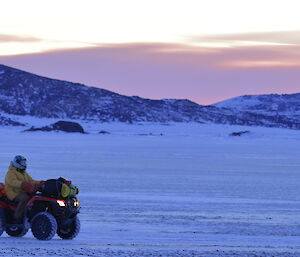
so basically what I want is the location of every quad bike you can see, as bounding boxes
[0,178,80,240]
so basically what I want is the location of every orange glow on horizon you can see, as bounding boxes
[220,60,300,69]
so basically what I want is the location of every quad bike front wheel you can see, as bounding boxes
[31,212,57,240]
[57,216,80,239]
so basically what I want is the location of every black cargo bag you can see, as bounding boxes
[42,179,63,198]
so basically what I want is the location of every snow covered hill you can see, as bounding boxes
[214,93,300,120]
[0,64,300,129]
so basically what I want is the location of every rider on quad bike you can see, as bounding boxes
[0,155,80,240]
[4,155,43,223]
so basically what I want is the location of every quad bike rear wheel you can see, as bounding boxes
[57,216,80,239]
[6,226,28,237]
[31,212,57,240]
[0,207,4,236]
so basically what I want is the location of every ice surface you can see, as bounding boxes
[0,123,300,256]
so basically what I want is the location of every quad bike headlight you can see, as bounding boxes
[57,200,66,207]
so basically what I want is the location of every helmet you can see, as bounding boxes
[11,155,27,171]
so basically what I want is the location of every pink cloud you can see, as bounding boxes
[220,60,300,68]
[0,34,42,43]
[190,30,300,45]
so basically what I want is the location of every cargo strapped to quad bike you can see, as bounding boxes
[41,177,79,199]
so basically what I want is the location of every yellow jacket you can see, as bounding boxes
[5,166,39,200]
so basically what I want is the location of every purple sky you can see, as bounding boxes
[1,39,300,105]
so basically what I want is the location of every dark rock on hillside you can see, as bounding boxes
[24,121,85,133]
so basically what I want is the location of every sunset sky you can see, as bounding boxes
[0,0,299,104]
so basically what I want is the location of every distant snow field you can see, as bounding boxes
[0,122,300,257]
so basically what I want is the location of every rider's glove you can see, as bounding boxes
[21,181,35,193]
[34,182,44,191]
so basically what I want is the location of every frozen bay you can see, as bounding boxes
[0,122,300,256]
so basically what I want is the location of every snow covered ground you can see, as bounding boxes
[0,122,300,256]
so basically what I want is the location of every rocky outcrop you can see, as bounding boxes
[24,121,85,133]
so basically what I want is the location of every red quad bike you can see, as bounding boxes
[0,177,80,240]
